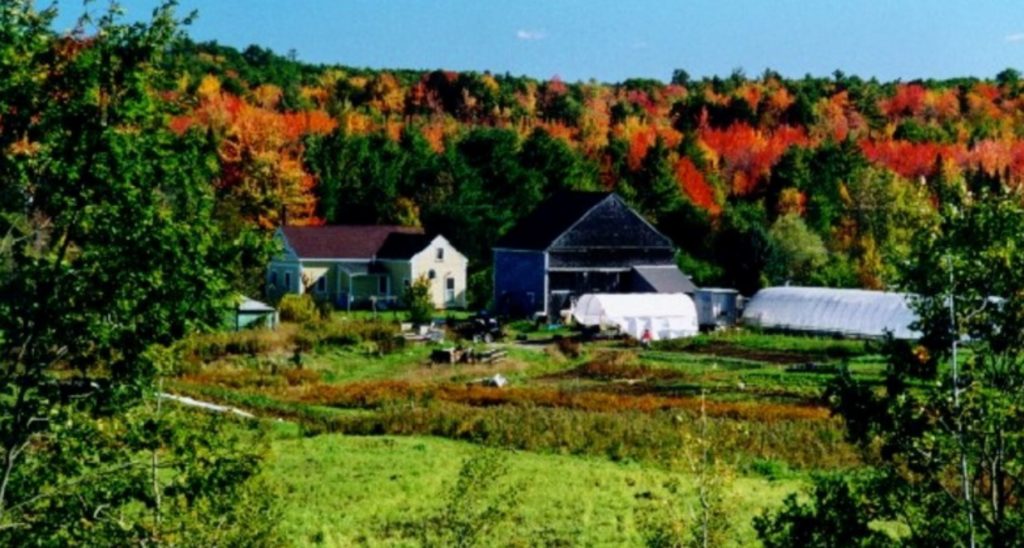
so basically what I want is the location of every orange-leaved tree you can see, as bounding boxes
[171,76,336,228]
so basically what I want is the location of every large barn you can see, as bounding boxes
[493,191,695,317]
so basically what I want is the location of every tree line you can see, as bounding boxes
[166,40,1024,301]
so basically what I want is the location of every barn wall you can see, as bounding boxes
[548,248,676,269]
[493,249,546,317]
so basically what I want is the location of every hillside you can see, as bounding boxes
[165,42,1024,300]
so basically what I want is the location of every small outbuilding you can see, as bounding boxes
[694,288,742,329]
[741,286,919,339]
[572,293,699,340]
[232,296,279,331]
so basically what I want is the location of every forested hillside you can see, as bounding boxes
[166,41,1024,301]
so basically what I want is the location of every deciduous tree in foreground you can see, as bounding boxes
[0,2,277,543]
[757,179,1024,546]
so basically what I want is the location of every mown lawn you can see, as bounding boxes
[266,433,800,547]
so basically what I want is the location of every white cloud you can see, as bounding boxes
[1005,32,1024,42]
[516,29,546,41]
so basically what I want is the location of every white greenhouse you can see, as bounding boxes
[741,286,920,339]
[572,293,699,340]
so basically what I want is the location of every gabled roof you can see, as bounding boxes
[631,265,698,294]
[237,296,275,313]
[495,191,612,250]
[280,225,422,259]
[377,233,437,260]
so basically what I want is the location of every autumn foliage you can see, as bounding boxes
[171,76,336,228]
[158,42,1024,293]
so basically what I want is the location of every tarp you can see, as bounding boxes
[573,293,699,340]
[741,286,920,339]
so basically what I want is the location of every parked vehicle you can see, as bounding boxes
[450,311,505,343]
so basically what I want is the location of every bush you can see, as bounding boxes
[295,318,405,354]
[278,294,318,324]
[753,474,888,547]
[748,458,795,481]
[314,296,335,320]
[554,337,582,358]
[404,275,434,325]
[179,330,275,364]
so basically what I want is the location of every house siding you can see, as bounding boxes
[268,228,469,311]
[266,260,303,300]
[379,260,413,306]
[410,236,467,309]
[494,249,546,316]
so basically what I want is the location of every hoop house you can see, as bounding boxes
[572,293,699,340]
[742,286,919,339]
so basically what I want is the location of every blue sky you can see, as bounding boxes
[50,1,1024,83]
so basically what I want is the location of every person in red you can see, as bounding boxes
[641,327,653,349]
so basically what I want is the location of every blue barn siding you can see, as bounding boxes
[494,250,546,316]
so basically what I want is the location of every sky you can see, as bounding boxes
[49,0,1024,83]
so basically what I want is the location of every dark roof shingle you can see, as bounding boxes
[377,233,436,259]
[495,191,611,250]
[281,225,422,259]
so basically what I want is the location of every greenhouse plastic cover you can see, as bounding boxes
[741,286,920,339]
[573,293,699,340]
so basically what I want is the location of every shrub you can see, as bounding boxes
[748,458,795,481]
[554,337,582,358]
[753,474,888,547]
[420,450,521,547]
[282,367,321,386]
[179,330,275,364]
[297,318,405,354]
[326,402,858,469]
[404,275,434,325]
[571,351,671,381]
[294,324,324,352]
[278,294,318,324]
[313,296,335,320]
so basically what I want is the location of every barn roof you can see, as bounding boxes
[631,265,698,294]
[280,225,422,259]
[376,233,436,260]
[495,191,612,250]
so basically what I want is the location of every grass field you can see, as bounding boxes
[170,322,891,545]
[266,433,800,547]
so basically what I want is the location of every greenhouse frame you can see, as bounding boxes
[572,293,699,340]
[741,286,920,339]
